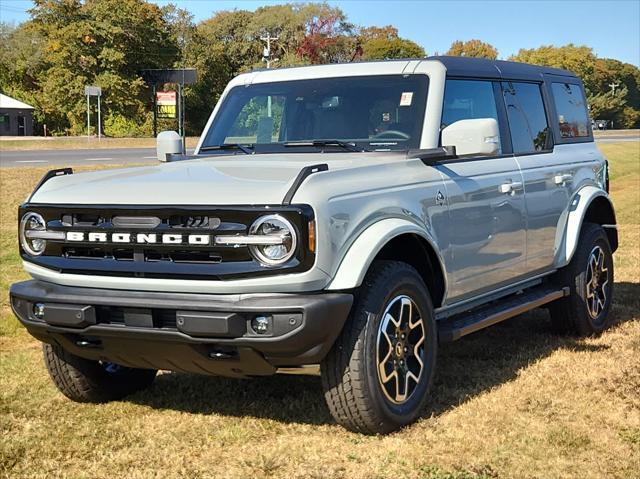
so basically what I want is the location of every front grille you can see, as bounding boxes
[63,247,224,264]
[20,204,315,279]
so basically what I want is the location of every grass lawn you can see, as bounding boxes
[1,143,639,479]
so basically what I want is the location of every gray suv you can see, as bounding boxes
[10,57,617,434]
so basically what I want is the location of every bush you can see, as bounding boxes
[619,107,640,129]
[103,113,153,138]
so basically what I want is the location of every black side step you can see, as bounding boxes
[438,286,569,342]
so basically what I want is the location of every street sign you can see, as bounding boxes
[140,69,197,85]
[84,85,102,96]
[140,68,197,141]
[156,91,177,119]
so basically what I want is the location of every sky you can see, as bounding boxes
[1,0,639,66]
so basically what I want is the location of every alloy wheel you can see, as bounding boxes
[376,295,426,405]
[585,245,609,319]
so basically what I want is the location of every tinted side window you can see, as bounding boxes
[551,82,590,138]
[441,80,498,128]
[502,82,550,154]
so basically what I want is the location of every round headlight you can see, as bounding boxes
[249,214,297,266]
[20,212,47,256]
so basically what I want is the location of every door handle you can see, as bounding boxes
[554,173,573,185]
[499,181,522,194]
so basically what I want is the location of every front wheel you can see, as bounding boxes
[549,223,614,336]
[321,261,437,434]
[43,343,157,403]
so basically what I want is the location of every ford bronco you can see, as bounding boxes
[10,57,617,434]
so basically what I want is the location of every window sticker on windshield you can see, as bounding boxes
[400,92,414,106]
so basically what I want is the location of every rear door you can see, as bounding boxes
[503,80,571,273]
[437,79,527,302]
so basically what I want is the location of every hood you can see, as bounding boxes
[29,152,403,206]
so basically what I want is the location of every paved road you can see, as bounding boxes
[593,134,640,143]
[0,147,194,168]
[0,136,637,167]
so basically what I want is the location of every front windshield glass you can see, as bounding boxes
[201,74,428,153]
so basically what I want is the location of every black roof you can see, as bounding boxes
[429,56,578,81]
[249,56,580,83]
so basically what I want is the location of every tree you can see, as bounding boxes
[358,25,425,60]
[295,4,354,64]
[0,21,46,119]
[3,0,180,135]
[510,44,640,128]
[510,44,598,93]
[446,39,498,59]
[183,4,356,132]
[589,87,629,126]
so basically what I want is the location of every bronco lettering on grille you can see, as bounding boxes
[65,232,212,245]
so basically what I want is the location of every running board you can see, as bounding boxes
[438,286,569,342]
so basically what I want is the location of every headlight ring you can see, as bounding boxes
[20,212,47,256]
[248,214,297,266]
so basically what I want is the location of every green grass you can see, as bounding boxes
[0,142,638,478]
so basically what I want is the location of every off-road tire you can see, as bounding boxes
[321,260,437,434]
[549,223,614,336]
[43,343,157,402]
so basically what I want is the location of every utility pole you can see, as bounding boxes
[609,82,620,95]
[260,32,278,69]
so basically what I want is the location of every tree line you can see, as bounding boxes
[1,0,638,137]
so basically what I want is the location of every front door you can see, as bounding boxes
[17,116,25,136]
[437,79,527,302]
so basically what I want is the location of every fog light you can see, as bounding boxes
[33,303,45,319]
[251,315,271,334]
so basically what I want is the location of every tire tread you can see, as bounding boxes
[321,260,433,434]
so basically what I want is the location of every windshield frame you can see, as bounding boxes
[198,74,430,155]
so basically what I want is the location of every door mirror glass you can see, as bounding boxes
[156,130,183,162]
[441,118,500,157]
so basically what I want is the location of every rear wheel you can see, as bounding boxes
[321,261,437,434]
[549,223,614,336]
[43,343,157,403]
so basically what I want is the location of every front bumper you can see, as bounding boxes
[10,280,352,378]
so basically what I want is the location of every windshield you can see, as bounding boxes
[200,74,428,153]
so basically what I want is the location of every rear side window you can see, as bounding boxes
[441,80,498,128]
[502,82,550,154]
[551,82,590,138]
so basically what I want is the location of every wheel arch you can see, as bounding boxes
[326,218,447,308]
[556,186,618,267]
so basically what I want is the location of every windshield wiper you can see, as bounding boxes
[283,140,367,152]
[199,143,254,154]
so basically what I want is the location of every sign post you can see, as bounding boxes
[84,85,102,140]
[86,94,90,139]
[97,93,101,140]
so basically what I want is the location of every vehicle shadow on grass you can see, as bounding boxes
[129,281,640,427]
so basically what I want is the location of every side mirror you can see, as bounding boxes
[441,118,500,157]
[156,131,183,162]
